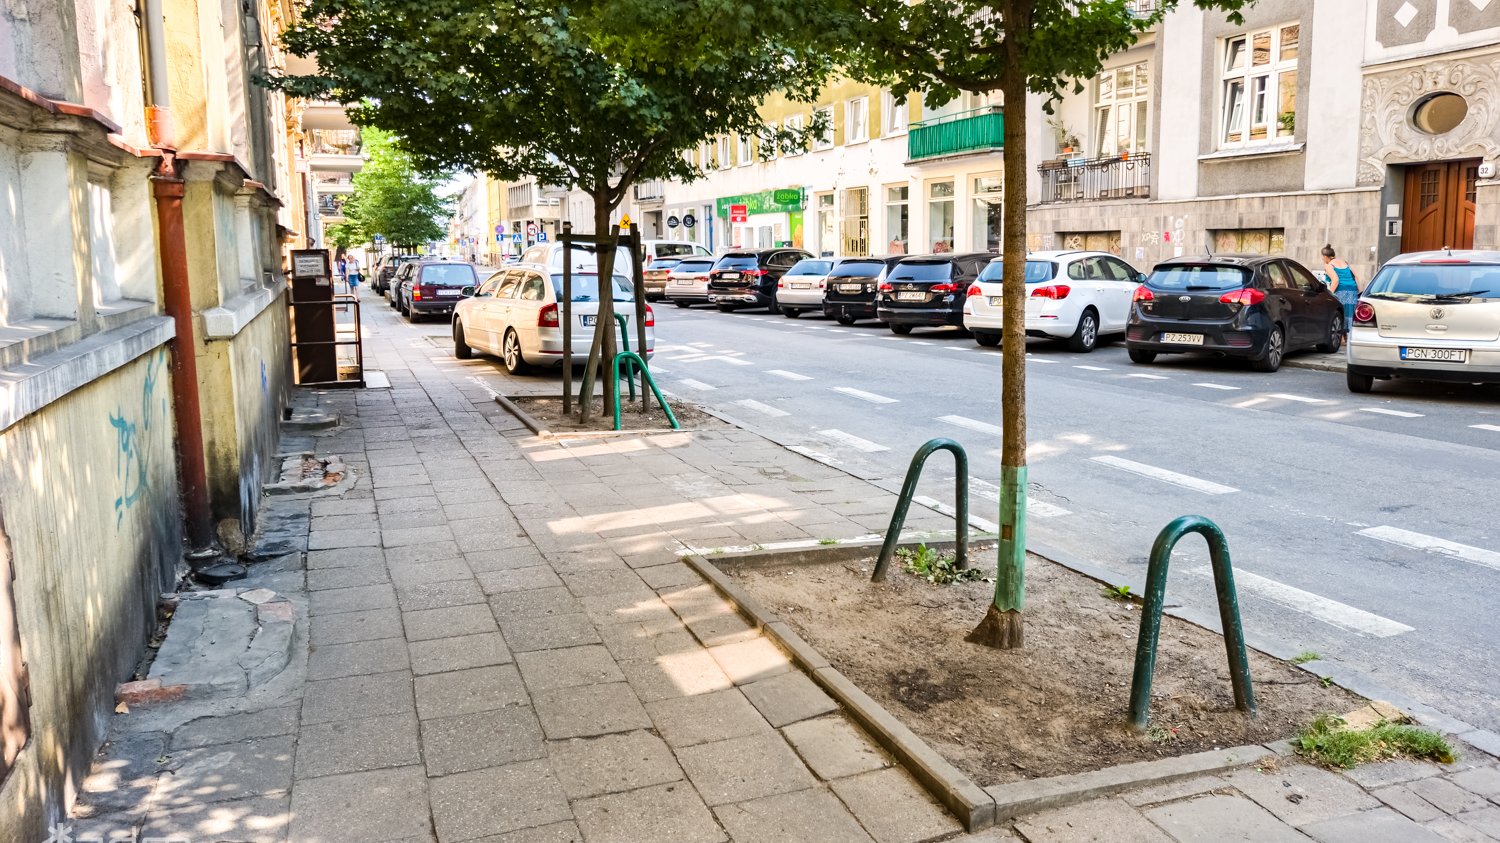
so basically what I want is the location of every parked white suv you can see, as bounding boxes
[776,257,838,318]
[963,250,1144,351]
[1346,250,1500,393]
[640,239,711,268]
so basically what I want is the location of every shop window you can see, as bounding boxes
[841,187,869,255]
[884,185,910,255]
[971,173,1002,253]
[927,181,955,252]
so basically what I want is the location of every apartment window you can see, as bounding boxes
[1210,227,1286,255]
[884,185,910,255]
[928,180,955,252]
[784,113,806,155]
[841,188,870,255]
[813,107,835,151]
[1220,23,1299,146]
[87,180,122,305]
[759,122,777,161]
[846,97,870,144]
[737,134,752,166]
[1096,62,1150,156]
[971,174,1002,253]
[882,91,909,135]
[717,136,732,170]
[815,193,836,256]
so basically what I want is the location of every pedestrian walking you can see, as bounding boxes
[347,256,362,294]
[335,256,348,289]
[1321,244,1357,335]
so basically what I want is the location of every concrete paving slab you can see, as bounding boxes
[501,613,603,653]
[546,729,683,801]
[619,650,734,702]
[144,793,292,843]
[645,688,772,748]
[1119,774,1231,808]
[515,644,626,693]
[307,546,386,570]
[415,664,530,720]
[420,706,545,776]
[1224,763,1382,827]
[1341,759,1447,789]
[490,586,585,621]
[829,766,964,843]
[386,540,465,566]
[1144,794,1309,842]
[740,669,838,727]
[308,561,392,591]
[714,786,875,843]
[1013,798,1173,842]
[1408,776,1494,815]
[76,731,168,816]
[571,781,727,843]
[383,525,457,547]
[307,637,411,681]
[308,583,398,616]
[532,682,653,740]
[402,602,499,642]
[782,714,892,782]
[707,638,793,685]
[1449,765,1500,800]
[1301,807,1451,842]
[1423,815,1497,842]
[478,565,565,594]
[636,562,704,590]
[409,631,514,676]
[1372,784,1447,822]
[1454,808,1500,837]
[289,765,432,842]
[677,732,817,806]
[578,591,680,627]
[295,712,422,779]
[156,735,295,807]
[308,528,382,549]
[387,556,475,589]
[473,820,581,843]
[397,577,488,612]
[428,760,572,842]
[170,706,300,751]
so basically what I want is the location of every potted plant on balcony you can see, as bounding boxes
[1047,114,1081,156]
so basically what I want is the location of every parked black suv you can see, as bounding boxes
[374,253,422,294]
[823,256,904,324]
[876,254,991,334]
[707,248,813,313]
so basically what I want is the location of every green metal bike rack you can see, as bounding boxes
[609,350,678,431]
[613,313,639,402]
[1128,515,1256,729]
[870,438,969,582]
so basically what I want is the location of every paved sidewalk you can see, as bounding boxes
[64,298,1497,842]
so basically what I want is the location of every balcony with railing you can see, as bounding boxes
[907,106,1003,162]
[1037,152,1152,205]
[633,179,665,202]
[307,129,363,172]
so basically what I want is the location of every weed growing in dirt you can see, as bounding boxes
[1146,724,1180,744]
[898,544,983,585]
[818,538,838,546]
[1289,651,1321,665]
[1294,714,1455,769]
[1102,584,1133,600]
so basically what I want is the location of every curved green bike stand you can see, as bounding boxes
[870,438,969,582]
[610,350,678,431]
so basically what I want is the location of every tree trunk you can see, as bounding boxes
[968,4,1031,650]
[577,189,618,423]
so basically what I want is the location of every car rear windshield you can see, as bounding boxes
[1364,264,1500,299]
[1148,264,1250,291]
[654,244,701,258]
[787,259,834,276]
[977,261,1057,284]
[550,274,634,302]
[421,264,477,286]
[674,260,715,273]
[715,255,761,270]
[830,260,887,278]
[889,261,954,282]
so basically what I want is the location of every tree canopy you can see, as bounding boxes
[334,128,451,249]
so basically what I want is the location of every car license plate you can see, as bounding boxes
[580,315,596,326]
[791,282,811,289]
[896,292,926,302]
[436,289,461,297]
[1161,332,1204,345]
[721,272,741,280]
[675,279,693,286]
[988,296,1003,307]
[1401,347,1468,362]
[839,284,864,293]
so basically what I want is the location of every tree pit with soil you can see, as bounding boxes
[510,395,721,433]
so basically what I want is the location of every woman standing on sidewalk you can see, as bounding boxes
[1322,244,1357,335]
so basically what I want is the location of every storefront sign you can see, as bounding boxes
[667,215,680,229]
[730,204,749,223]
[683,214,697,229]
[716,188,805,220]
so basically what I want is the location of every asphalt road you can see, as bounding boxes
[401,292,1500,733]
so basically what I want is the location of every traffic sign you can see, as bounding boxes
[682,214,696,229]
[495,234,502,242]
[667,215,680,229]
[373,233,386,243]
[494,224,505,235]
[619,214,632,228]
[729,204,748,223]
[526,222,539,236]
[536,231,548,243]
[511,233,523,242]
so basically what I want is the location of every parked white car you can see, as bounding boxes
[452,262,654,375]
[776,257,838,318]
[663,257,717,308]
[1346,250,1500,393]
[640,239,711,268]
[519,242,638,279]
[963,250,1144,351]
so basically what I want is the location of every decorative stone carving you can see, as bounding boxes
[1357,56,1500,185]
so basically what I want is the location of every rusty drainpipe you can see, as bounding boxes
[142,0,214,549]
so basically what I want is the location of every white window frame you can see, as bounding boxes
[882,90,908,136]
[759,122,777,161]
[784,113,806,156]
[1219,22,1300,149]
[737,134,752,166]
[717,135,732,170]
[845,97,869,144]
[813,106,835,151]
[1094,61,1150,156]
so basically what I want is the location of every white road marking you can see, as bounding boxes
[1027,356,1058,364]
[914,495,1000,534]
[733,399,789,418]
[1090,455,1238,495]
[767,369,812,381]
[970,480,1072,518]
[709,355,754,366]
[1358,526,1500,572]
[827,329,848,333]
[1194,383,1241,391]
[832,386,899,404]
[677,379,717,391]
[1471,424,1500,433]
[1126,373,1169,380]
[937,415,1003,436]
[1187,567,1412,638]
[803,325,827,330]
[816,429,890,453]
[880,336,904,341]
[945,345,973,351]
[650,365,670,373]
[1074,365,1111,371]
[1360,407,1423,418]
[1267,393,1329,404]
[911,341,933,346]
[788,445,840,464]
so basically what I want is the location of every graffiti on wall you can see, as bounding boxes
[110,351,166,527]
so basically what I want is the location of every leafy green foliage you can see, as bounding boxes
[336,129,450,249]
[1295,715,1456,769]
[898,544,983,585]
[1102,584,1133,600]
[1290,651,1321,665]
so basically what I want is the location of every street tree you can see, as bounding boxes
[269,0,838,418]
[845,0,1252,648]
[337,128,450,252]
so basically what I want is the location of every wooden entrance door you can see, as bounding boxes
[1402,160,1479,253]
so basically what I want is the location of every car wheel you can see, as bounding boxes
[1251,326,1285,373]
[1128,348,1157,364]
[836,313,856,326]
[716,303,736,313]
[1346,372,1374,394]
[783,308,801,318]
[975,332,1001,347]
[1067,309,1099,353]
[453,321,474,359]
[674,300,691,309]
[1316,314,1344,353]
[890,324,912,335]
[502,329,531,375]
[767,299,781,315]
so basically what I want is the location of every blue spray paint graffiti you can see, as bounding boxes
[110,350,166,527]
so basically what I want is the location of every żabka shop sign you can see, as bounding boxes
[716,188,806,221]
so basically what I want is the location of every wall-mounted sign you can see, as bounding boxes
[290,249,330,279]
[667,215,680,229]
[729,204,748,223]
[682,214,697,229]
[772,188,802,206]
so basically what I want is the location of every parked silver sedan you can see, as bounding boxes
[663,257,717,308]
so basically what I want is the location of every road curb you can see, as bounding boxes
[1284,355,1347,373]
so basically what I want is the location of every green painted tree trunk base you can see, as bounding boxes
[992,464,1027,612]
[966,604,1024,649]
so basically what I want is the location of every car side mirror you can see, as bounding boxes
[1137,272,1148,284]
[460,286,476,297]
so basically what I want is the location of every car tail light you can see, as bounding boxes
[879,282,894,293]
[1353,302,1375,325]
[1132,285,1154,302]
[745,268,768,277]
[645,305,655,327]
[1420,258,1471,264]
[412,286,423,301]
[819,280,826,289]
[1031,284,1071,300]
[777,281,784,289]
[930,283,957,293]
[539,304,559,327]
[1218,288,1266,306]
[966,285,982,297]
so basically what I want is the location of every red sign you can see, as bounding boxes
[729,204,748,223]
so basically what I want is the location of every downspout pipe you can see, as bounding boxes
[142,0,174,148]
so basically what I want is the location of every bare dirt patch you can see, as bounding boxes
[725,550,1360,787]
[511,394,721,432]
